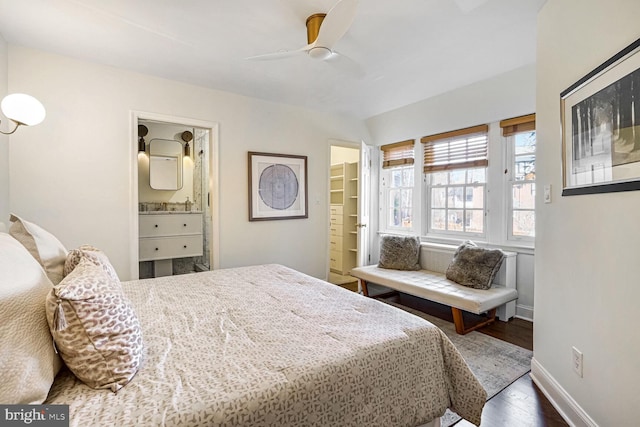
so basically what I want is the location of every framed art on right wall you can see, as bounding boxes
[561,36,640,196]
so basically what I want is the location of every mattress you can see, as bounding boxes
[45,264,486,426]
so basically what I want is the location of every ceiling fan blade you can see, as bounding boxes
[325,51,365,79]
[246,45,311,61]
[314,0,359,48]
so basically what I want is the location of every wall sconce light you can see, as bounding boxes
[138,124,148,152]
[181,130,193,157]
[0,93,46,135]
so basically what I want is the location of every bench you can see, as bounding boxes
[351,242,518,334]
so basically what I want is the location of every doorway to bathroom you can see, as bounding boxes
[130,111,219,280]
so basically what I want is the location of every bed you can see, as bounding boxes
[1,218,486,427]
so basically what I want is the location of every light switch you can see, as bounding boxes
[544,185,551,203]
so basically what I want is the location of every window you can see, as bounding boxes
[509,131,536,238]
[422,125,489,237]
[380,140,415,230]
[377,116,537,248]
[501,114,536,240]
[427,168,486,234]
[386,166,414,229]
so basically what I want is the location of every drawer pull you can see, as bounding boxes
[183,224,187,227]
[155,224,158,228]
[155,248,159,251]
[183,245,187,248]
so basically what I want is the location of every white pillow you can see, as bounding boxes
[0,233,62,403]
[9,214,68,285]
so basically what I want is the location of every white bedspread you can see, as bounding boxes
[45,264,486,426]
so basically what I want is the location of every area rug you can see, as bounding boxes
[385,301,533,427]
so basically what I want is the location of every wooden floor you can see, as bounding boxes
[378,292,569,427]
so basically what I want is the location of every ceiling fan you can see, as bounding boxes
[246,0,359,64]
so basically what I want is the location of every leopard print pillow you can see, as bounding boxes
[63,245,119,282]
[46,257,143,392]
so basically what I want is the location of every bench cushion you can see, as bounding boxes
[351,265,518,315]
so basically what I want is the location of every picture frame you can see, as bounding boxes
[248,151,308,221]
[561,36,640,196]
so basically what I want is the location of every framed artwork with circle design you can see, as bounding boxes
[248,152,308,221]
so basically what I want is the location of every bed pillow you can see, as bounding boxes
[378,235,421,270]
[0,233,62,404]
[445,241,504,290]
[9,214,68,285]
[64,245,120,282]
[46,257,144,392]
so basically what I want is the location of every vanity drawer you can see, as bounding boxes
[139,235,203,261]
[139,213,202,237]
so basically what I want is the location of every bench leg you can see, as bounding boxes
[451,308,497,335]
[360,280,369,297]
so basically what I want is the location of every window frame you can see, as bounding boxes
[424,167,487,239]
[381,164,415,233]
[506,130,536,242]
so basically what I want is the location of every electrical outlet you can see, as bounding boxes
[572,346,583,377]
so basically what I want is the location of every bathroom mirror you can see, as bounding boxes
[149,138,183,190]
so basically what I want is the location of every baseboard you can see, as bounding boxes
[530,358,598,427]
[515,304,533,321]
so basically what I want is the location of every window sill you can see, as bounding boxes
[420,235,535,255]
[377,229,417,236]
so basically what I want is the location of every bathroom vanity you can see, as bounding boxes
[139,211,203,277]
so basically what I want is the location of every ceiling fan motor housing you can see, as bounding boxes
[306,13,326,44]
[308,46,332,60]
[306,13,333,60]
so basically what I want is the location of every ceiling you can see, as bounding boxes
[0,0,546,120]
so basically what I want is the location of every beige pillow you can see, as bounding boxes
[9,214,68,285]
[46,257,144,392]
[0,233,62,404]
[64,245,120,282]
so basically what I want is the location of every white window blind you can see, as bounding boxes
[381,139,415,169]
[421,124,489,173]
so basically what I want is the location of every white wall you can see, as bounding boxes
[7,46,370,280]
[534,1,640,425]
[0,33,8,230]
[366,64,536,144]
[364,64,537,319]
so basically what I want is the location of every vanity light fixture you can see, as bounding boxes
[138,124,149,152]
[0,93,46,135]
[181,130,193,157]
